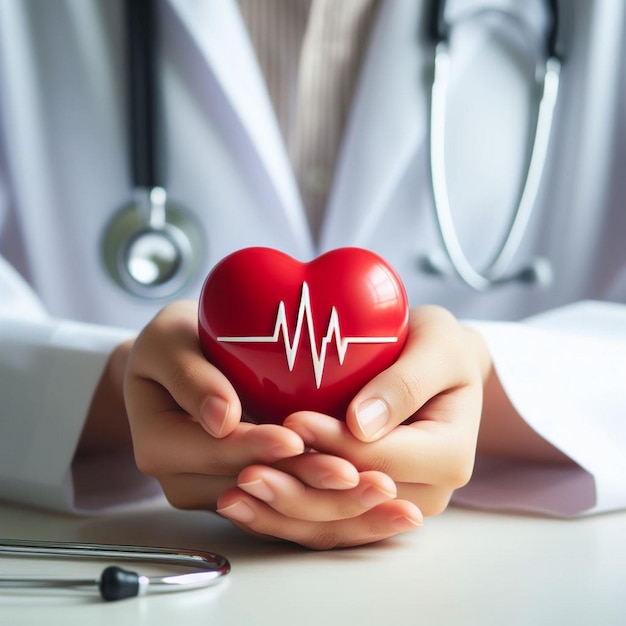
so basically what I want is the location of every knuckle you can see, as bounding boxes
[417,304,458,329]
[168,360,196,398]
[362,453,394,476]
[449,462,475,490]
[136,303,198,352]
[302,528,342,551]
[132,445,158,478]
[164,491,194,511]
[399,373,424,410]
[136,310,170,346]
[443,449,476,490]
[386,369,424,416]
[162,477,223,511]
[420,489,453,517]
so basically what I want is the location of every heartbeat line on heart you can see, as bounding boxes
[217,281,399,388]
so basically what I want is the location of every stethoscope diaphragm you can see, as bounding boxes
[101,187,204,299]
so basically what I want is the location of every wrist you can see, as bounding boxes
[463,325,492,384]
[75,338,135,459]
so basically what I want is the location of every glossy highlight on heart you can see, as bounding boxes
[198,247,409,424]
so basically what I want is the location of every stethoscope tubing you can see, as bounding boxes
[428,41,561,290]
[0,538,230,601]
[425,0,561,290]
[127,0,160,191]
[106,0,562,296]
[102,0,203,299]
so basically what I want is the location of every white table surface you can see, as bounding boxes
[0,500,624,626]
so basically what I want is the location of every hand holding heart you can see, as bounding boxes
[124,249,488,549]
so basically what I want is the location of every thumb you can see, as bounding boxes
[345,306,463,442]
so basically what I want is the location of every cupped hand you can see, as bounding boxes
[293,305,489,515]
[217,306,489,547]
[216,452,423,549]
[124,301,305,510]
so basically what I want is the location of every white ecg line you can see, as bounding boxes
[217,282,399,388]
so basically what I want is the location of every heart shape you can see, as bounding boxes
[198,247,409,424]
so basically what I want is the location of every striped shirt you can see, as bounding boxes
[238,0,380,238]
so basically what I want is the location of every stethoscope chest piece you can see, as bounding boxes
[102,187,204,299]
[102,1,205,300]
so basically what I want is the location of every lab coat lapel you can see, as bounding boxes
[320,0,430,251]
[165,0,314,257]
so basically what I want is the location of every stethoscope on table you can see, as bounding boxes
[101,0,562,299]
[0,539,229,602]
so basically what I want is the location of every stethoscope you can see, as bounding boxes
[101,0,204,299]
[101,0,561,298]
[0,539,229,602]
[421,0,561,290]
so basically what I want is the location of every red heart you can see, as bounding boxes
[198,247,409,424]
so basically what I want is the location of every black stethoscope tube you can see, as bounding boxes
[101,0,203,299]
[126,0,161,190]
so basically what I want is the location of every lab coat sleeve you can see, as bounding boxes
[0,257,162,513]
[454,301,626,517]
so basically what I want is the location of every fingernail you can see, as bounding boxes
[201,396,229,438]
[217,500,256,523]
[392,515,424,531]
[360,485,396,507]
[269,440,305,460]
[355,398,389,439]
[319,473,359,490]
[238,478,275,502]
[291,425,316,447]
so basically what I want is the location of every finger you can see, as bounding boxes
[345,306,480,441]
[127,301,242,437]
[235,466,396,522]
[216,492,423,550]
[158,473,236,511]
[272,453,359,490]
[285,402,479,488]
[128,386,304,478]
[396,482,455,518]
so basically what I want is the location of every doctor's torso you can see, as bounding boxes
[0,0,624,331]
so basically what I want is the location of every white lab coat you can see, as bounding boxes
[0,0,624,515]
